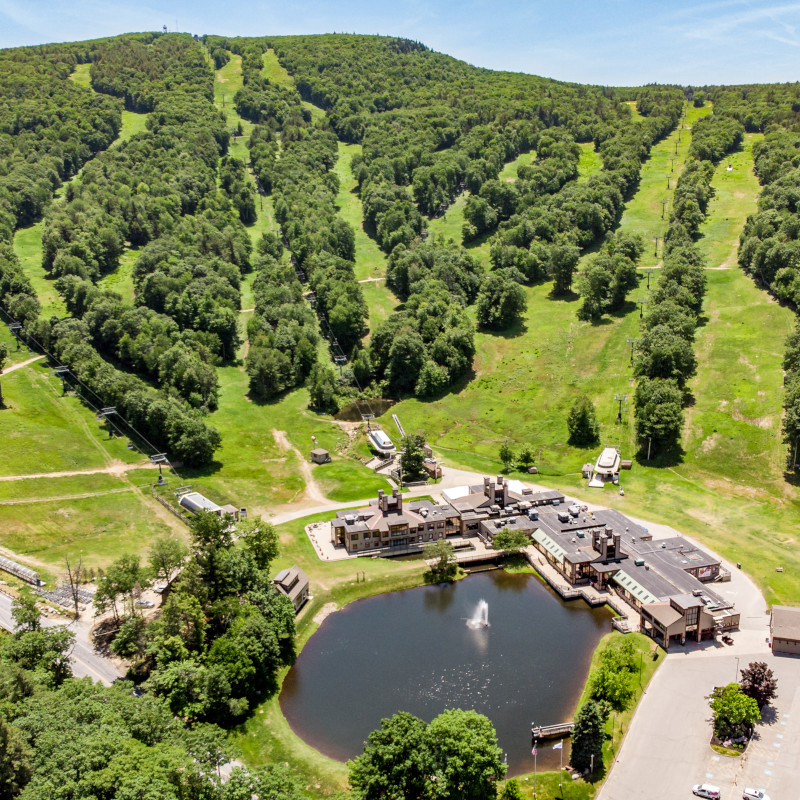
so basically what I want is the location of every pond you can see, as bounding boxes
[280,571,612,776]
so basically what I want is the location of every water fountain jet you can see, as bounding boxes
[466,599,489,629]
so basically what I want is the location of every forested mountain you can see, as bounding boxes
[203,34,683,402]
[0,30,797,462]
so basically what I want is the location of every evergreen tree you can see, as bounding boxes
[567,396,600,447]
[570,700,606,774]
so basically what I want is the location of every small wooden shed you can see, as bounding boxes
[311,448,331,464]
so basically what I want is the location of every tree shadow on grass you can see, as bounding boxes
[548,288,580,303]
[479,319,528,339]
[633,443,686,468]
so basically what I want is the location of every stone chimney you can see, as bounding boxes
[600,533,608,561]
[393,488,403,512]
[378,489,387,512]
[484,476,495,505]
[612,532,621,556]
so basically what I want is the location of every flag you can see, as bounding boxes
[553,741,563,750]
[531,746,537,756]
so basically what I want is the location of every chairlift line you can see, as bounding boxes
[0,301,187,485]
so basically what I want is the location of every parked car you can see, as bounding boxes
[742,790,770,800]
[721,634,734,645]
[135,599,155,608]
[693,785,721,799]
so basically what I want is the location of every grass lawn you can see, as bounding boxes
[69,63,92,88]
[577,142,603,182]
[13,223,65,318]
[112,110,149,147]
[0,485,178,579]
[186,364,392,515]
[0,362,143,476]
[98,246,138,303]
[334,142,387,281]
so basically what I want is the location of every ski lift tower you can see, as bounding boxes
[613,395,628,423]
[98,407,117,438]
[53,366,69,395]
[9,322,21,350]
[150,453,169,485]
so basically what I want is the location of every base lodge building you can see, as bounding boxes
[331,476,739,648]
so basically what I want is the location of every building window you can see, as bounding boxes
[351,533,359,540]
[686,607,699,626]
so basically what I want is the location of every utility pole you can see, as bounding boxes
[647,436,652,461]
[653,236,661,257]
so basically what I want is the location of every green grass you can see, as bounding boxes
[498,150,535,182]
[619,102,711,269]
[70,62,148,148]
[98,247,138,303]
[624,101,645,123]
[0,487,178,576]
[212,52,282,248]
[185,365,392,515]
[112,110,149,147]
[12,223,65,317]
[0,362,142,476]
[262,49,295,87]
[577,142,603,182]
[69,63,92,88]
[334,142,387,281]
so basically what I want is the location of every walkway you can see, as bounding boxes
[0,461,158,482]
[0,354,45,375]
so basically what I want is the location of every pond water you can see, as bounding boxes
[280,571,612,776]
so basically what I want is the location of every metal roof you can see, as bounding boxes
[532,528,567,562]
[613,569,660,605]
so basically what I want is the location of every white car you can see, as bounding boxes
[742,790,770,800]
[693,786,721,799]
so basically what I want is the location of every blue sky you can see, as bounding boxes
[0,0,798,85]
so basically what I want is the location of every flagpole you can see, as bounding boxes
[559,740,563,794]
[533,739,537,799]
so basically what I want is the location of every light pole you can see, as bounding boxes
[735,656,740,682]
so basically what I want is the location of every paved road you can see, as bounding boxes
[0,592,121,685]
[596,535,792,800]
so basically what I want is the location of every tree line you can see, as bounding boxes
[1,33,241,465]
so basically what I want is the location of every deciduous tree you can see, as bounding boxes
[740,661,778,709]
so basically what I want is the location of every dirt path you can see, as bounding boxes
[0,355,45,375]
[0,486,137,505]
[271,429,328,504]
[0,460,157,482]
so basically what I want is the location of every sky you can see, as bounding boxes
[0,0,798,86]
